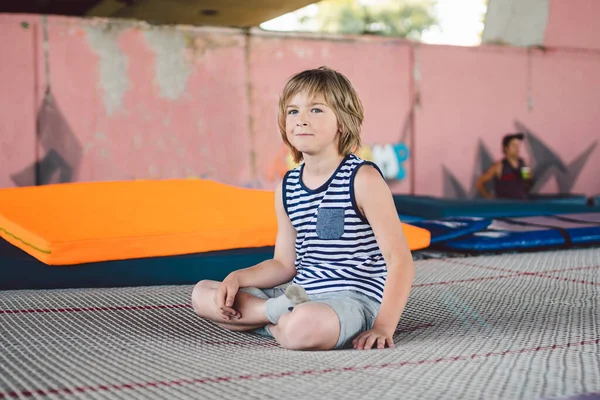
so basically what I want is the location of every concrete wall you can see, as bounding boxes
[483,0,549,47]
[0,14,598,197]
[3,15,253,188]
[0,17,37,189]
[483,0,600,51]
[544,0,600,51]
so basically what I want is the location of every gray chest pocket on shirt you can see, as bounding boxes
[316,207,345,239]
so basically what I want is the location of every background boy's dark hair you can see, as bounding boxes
[502,132,524,149]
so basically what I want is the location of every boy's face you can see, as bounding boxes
[503,139,521,158]
[285,91,339,159]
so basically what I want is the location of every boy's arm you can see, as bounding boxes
[230,180,297,289]
[216,181,297,317]
[352,164,415,350]
[476,162,500,199]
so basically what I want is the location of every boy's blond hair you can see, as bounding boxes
[277,66,364,163]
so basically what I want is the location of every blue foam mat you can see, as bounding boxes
[3,211,599,290]
[439,213,600,252]
[0,239,274,291]
[0,210,422,290]
[526,193,591,205]
[393,194,595,219]
[410,217,491,244]
[398,214,424,223]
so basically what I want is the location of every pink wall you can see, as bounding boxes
[0,16,37,188]
[1,15,252,188]
[545,0,600,51]
[0,14,598,198]
[415,44,600,196]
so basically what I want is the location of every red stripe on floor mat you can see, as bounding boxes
[200,341,279,348]
[413,273,522,287]
[443,259,600,274]
[434,262,599,287]
[535,273,600,287]
[395,323,434,333]
[446,260,599,275]
[0,304,192,315]
[413,265,597,288]
[1,338,597,398]
[2,265,597,315]
[443,259,518,273]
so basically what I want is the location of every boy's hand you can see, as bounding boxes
[352,327,395,350]
[214,274,241,320]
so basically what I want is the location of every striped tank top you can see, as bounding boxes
[283,153,387,303]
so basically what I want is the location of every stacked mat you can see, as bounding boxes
[0,179,279,265]
[412,213,600,253]
[2,178,598,290]
[0,179,431,290]
[0,238,275,290]
[393,194,596,219]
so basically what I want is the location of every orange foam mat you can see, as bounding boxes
[0,179,431,265]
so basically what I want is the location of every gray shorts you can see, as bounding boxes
[240,286,381,349]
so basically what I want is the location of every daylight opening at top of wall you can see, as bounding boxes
[260,0,488,47]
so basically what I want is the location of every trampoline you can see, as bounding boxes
[1,247,598,399]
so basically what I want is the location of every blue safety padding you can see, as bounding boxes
[393,194,593,219]
[0,238,274,290]
[439,213,600,252]
[526,193,590,205]
[397,214,424,223]
[410,217,491,244]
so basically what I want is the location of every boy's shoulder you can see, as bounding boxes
[354,161,384,183]
[349,154,384,180]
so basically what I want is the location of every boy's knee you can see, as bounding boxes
[277,306,337,350]
[277,310,312,349]
[191,280,216,313]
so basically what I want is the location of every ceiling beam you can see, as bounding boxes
[86,0,128,18]
[85,0,319,27]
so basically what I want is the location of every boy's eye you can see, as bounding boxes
[288,110,298,115]
[311,108,323,113]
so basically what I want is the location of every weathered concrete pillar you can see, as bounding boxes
[482,0,550,47]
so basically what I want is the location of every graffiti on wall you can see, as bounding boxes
[267,142,410,182]
[443,121,598,199]
[10,92,82,187]
[360,143,410,181]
